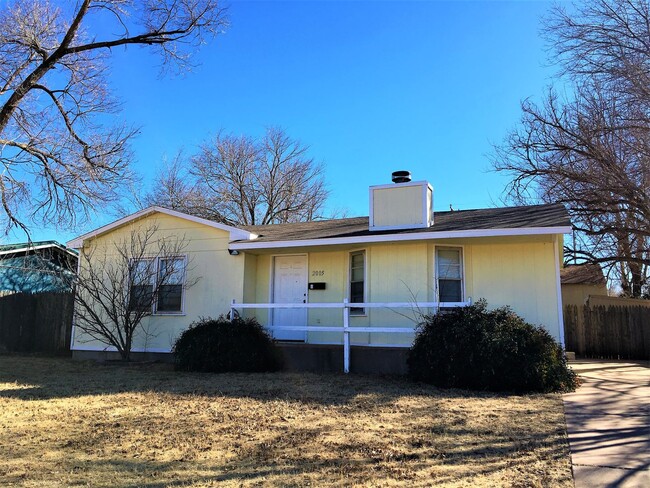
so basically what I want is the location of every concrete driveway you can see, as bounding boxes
[564,360,649,488]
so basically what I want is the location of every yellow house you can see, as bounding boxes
[67,174,572,373]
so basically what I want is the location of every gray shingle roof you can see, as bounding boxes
[238,203,571,243]
[560,264,606,285]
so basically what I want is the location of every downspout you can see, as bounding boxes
[553,234,566,349]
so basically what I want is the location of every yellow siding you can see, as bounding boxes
[562,283,608,308]
[72,212,248,353]
[243,254,258,304]
[467,238,561,340]
[306,251,352,344]
[372,185,424,227]
[244,234,563,346]
[365,242,428,345]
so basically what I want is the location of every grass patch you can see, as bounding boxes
[0,356,572,487]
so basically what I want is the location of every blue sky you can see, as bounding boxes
[22,0,560,244]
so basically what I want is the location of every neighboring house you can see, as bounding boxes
[0,241,77,294]
[67,173,572,372]
[560,263,608,308]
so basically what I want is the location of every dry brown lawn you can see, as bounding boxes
[0,356,572,487]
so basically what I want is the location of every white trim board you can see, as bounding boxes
[67,206,256,249]
[72,342,413,353]
[554,235,566,348]
[230,226,573,251]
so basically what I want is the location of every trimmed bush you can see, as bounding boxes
[407,300,577,393]
[173,316,282,373]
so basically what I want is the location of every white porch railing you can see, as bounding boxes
[230,298,471,373]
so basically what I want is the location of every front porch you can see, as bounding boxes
[231,298,470,373]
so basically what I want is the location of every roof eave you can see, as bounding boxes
[229,225,573,251]
[67,206,257,249]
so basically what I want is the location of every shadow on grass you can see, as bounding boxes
[1,421,570,488]
[0,354,514,406]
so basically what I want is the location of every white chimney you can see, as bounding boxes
[369,171,433,231]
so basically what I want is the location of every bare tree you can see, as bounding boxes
[0,0,228,235]
[546,0,650,105]
[73,224,198,360]
[141,152,224,220]
[145,127,330,226]
[493,0,650,298]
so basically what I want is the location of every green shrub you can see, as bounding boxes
[407,300,577,393]
[173,316,282,373]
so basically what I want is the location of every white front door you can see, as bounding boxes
[272,255,308,341]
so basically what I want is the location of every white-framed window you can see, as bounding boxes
[349,250,366,315]
[436,247,463,303]
[129,256,186,314]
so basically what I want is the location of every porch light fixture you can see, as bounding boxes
[228,249,239,256]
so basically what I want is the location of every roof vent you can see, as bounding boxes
[391,170,411,184]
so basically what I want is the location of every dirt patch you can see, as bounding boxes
[0,356,572,487]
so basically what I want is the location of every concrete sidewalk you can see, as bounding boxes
[564,360,649,488]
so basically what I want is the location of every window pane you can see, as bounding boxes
[437,250,461,279]
[157,284,182,312]
[439,280,462,302]
[350,281,364,303]
[129,284,153,311]
[131,260,154,285]
[159,258,184,284]
[351,266,364,282]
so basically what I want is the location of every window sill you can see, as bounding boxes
[152,312,186,317]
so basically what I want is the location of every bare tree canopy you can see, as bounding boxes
[546,0,650,103]
[0,0,228,235]
[144,127,330,226]
[493,0,650,298]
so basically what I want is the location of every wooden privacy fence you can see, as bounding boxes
[0,292,74,355]
[564,297,650,360]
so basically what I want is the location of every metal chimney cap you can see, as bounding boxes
[391,170,411,183]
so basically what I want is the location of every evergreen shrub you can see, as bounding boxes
[407,300,577,393]
[173,316,282,373]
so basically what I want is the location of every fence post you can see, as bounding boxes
[230,299,236,321]
[343,298,350,374]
